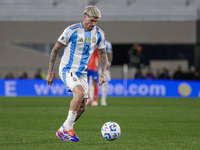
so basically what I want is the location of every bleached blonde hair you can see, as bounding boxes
[84,5,101,18]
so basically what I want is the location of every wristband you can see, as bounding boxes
[48,72,54,74]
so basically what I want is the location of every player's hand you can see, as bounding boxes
[98,73,105,85]
[46,72,54,86]
[106,61,111,70]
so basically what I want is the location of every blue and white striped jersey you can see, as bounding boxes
[58,23,105,77]
[105,40,112,54]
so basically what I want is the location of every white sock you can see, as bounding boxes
[63,110,77,131]
[58,125,65,132]
[101,82,108,103]
[89,80,94,101]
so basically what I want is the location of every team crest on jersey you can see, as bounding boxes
[92,37,96,43]
[86,37,90,43]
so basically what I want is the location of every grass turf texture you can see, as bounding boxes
[0,97,200,150]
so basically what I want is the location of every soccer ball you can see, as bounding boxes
[101,121,121,141]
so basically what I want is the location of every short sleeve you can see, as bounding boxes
[106,41,113,53]
[97,30,105,50]
[58,27,71,45]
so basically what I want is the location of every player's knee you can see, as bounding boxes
[76,90,85,100]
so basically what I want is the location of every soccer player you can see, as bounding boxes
[86,46,100,106]
[45,5,107,142]
[101,38,113,106]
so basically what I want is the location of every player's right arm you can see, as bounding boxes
[98,47,107,85]
[46,41,64,86]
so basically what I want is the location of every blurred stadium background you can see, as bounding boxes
[1,1,200,149]
[1,0,200,77]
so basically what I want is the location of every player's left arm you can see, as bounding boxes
[107,51,113,69]
[94,50,100,72]
[98,48,107,85]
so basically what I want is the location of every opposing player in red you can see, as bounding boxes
[86,46,100,106]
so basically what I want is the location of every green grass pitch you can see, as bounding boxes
[0,97,200,150]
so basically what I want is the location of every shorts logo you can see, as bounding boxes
[61,36,64,40]
[92,37,96,43]
[86,37,90,43]
[73,77,77,81]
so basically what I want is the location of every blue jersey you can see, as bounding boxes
[58,23,105,77]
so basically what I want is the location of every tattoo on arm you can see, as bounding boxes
[48,42,63,72]
[99,48,107,74]
[48,49,58,72]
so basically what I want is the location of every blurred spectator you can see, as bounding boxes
[184,68,194,80]
[193,69,200,80]
[128,42,142,68]
[34,69,42,78]
[173,65,184,80]
[5,72,15,79]
[19,72,29,79]
[145,67,155,80]
[34,68,46,79]
[158,68,170,79]
[134,67,144,79]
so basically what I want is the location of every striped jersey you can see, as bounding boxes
[105,40,112,54]
[58,23,105,77]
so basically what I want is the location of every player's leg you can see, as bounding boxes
[91,71,99,106]
[101,70,111,106]
[57,84,85,141]
[86,70,93,105]
[73,73,88,122]
[101,81,108,106]
[64,85,85,129]
[60,98,86,141]
[91,79,98,106]
[86,77,93,105]
[57,72,87,141]
[74,98,87,122]
[61,85,87,142]
[73,72,88,122]
[93,79,98,102]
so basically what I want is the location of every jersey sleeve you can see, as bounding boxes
[106,41,113,53]
[96,30,105,50]
[58,27,71,45]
